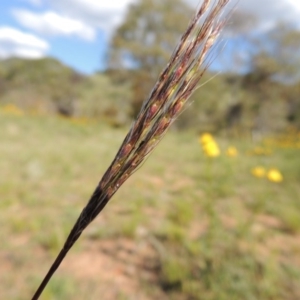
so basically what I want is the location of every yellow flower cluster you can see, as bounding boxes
[267,168,283,182]
[1,104,24,116]
[251,167,266,178]
[263,129,300,149]
[199,133,220,157]
[250,146,272,156]
[70,117,90,126]
[251,167,283,183]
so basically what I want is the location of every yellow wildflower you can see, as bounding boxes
[199,133,220,157]
[252,147,271,156]
[1,104,24,116]
[251,167,266,178]
[267,169,283,183]
[203,140,220,157]
[226,146,238,157]
[199,133,214,145]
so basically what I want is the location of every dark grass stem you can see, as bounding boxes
[31,1,231,299]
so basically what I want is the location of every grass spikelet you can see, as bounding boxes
[31,1,231,299]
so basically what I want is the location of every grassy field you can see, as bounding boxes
[1,105,300,300]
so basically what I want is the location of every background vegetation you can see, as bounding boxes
[1,0,299,299]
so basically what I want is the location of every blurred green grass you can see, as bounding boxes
[1,108,300,299]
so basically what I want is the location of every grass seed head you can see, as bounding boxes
[31,1,232,299]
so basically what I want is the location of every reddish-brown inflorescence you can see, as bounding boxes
[31,1,231,299]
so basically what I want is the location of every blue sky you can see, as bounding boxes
[1,0,300,74]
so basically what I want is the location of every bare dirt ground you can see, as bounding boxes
[62,236,166,300]
[1,211,300,299]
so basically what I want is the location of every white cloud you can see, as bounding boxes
[26,0,300,38]
[238,0,300,32]
[48,0,136,36]
[188,0,300,34]
[13,1,136,40]
[18,0,300,34]
[13,10,96,41]
[12,0,300,44]
[0,27,49,59]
